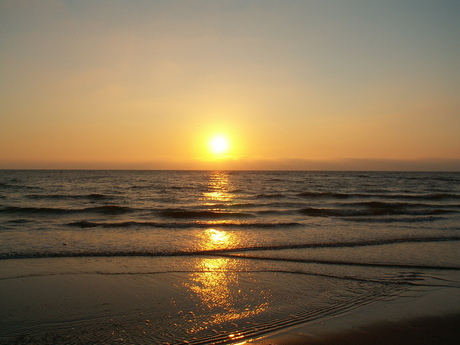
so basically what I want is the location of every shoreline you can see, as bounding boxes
[247,314,460,345]
[246,280,460,345]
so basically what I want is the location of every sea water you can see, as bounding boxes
[0,170,459,344]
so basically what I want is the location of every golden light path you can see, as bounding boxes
[202,171,232,204]
[183,171,269,336]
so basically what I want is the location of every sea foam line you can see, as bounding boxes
[2,236,460,265]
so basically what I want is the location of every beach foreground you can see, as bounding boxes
[1,256,459,345]
[250,314,460,345]
[249,279,460,345]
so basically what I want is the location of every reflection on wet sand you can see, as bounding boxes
[184,257,269,337]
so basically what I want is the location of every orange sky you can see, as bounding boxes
[1,1,459,170]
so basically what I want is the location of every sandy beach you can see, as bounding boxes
[1,255,459,344]
[250,315,460,345]
[249,276,460,345]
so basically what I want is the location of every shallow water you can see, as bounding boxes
[0,170,459,344]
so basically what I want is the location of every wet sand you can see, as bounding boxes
[249,314,460,345]
[248,280,460,345]
[0,257,459,344]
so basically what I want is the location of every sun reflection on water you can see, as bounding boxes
[199,228,236,251]
[183,171,269,335]
[207,228,228,245]
[202,171,233,204]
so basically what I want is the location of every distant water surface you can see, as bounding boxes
[1,170,459,344]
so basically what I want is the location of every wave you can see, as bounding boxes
[6,218,32,224]
[26,193,113,201]
[229,254,460,271]
[350,201,428,208]
[298,191,362,199]
[229,203,265,208]
[298,206,456,217]
[0,206,77,215]
[298,191,460,201]
[351,201,459,211]
[256,209,295,215]
[235,201,306,209]
[0,182,39,190]
[0,182,15,189]
[254,193,287,199]
[341,216,445,223]
[414,193,460,200]
[0,205,135,215]
[66,220,301,229]
[157,209,255,219]
[2,236,460,266]
[229,188,245,194]
[84,205,134,215]
[225,236,460,251]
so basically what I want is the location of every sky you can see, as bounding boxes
[1,0,459,171]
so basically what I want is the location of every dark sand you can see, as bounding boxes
[249,314,460,345]
[248,280,460,345]
[1,258,459,344]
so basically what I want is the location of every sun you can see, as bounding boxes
[209,135,230,156]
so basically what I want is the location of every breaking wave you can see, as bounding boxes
[2,235,460,267]
[297,191,460,201]
[298,206,456,217]
[66,220,301,229]
[0,205,135,215]
[26,193,113,201]
[157,209,255,219]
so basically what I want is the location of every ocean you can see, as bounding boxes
[1,170,459,344]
